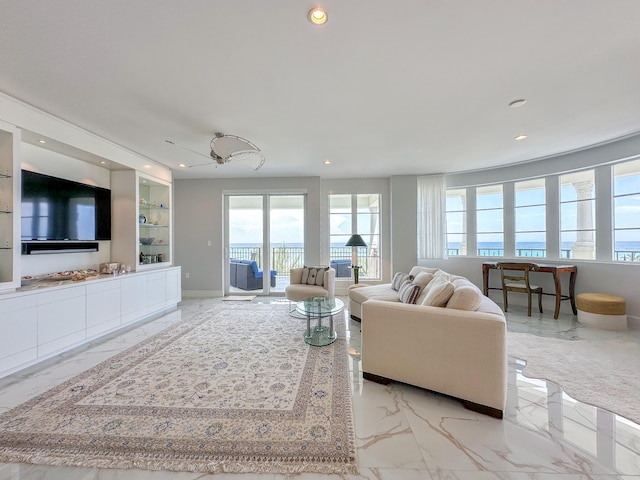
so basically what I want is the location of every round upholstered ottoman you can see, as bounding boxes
[576,293,627,331]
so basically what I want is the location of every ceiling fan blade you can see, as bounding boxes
[227,150,265,171]
[164,139,211,160]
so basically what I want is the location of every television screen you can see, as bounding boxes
[21,170,111,241]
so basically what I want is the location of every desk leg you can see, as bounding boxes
[482,264,489,296]
[553,271,562,319]
[569,271,577,314]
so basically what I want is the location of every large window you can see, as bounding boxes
[476,185,503,256]
[613,159,640,262]
[329,194,381,280]
[515,179,546,257]
[446,189,466,256]
[560,170,595,260]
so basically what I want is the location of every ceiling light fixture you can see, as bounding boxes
[514,134,528,141]
[308,7,328,25]
[178,162,186,168]
[38,139,46,144]
[323,159,331,165]
[509,99,527,108]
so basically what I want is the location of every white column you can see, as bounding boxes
[571,180,595,259]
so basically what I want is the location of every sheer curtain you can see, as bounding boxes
[417,174,447,259]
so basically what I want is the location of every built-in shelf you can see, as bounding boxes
[138,175,171,268]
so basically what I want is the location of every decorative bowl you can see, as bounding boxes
[139,237,154,245]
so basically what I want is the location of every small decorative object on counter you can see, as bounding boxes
[139,251,144,264]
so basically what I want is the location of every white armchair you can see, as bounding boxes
[285,267,336,302]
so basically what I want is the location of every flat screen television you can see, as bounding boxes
[21,170,111,241]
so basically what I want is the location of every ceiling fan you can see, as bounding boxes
[165,132,265,171]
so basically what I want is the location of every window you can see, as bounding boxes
[329,194,381,280]
[613,159,640,262]
[560,170,595,260]
[515,179,546,257]
[476,185,503,256]
[446,189,467,256]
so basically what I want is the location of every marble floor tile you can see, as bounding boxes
[1,296,639,479]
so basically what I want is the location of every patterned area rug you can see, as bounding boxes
[0,304,357,475]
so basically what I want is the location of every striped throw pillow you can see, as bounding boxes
[391,272,414,291]
[398,281,422,304]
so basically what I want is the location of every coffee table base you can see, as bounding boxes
[305,325,337,347]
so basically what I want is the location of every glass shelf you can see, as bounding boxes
[139,224,169,228]
[139,203,169,211]
[0,210,11,214]
[0,172,11,179]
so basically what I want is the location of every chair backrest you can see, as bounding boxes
[496,262,539,290]
[289,266,336,296]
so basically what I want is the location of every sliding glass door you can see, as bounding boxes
[226,194,305,295]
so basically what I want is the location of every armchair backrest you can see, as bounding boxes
[289,267,336,297]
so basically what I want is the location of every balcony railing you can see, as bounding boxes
[229,245,381,280]
[446,247,638,261]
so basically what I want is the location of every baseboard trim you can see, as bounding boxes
[181,290,223,298]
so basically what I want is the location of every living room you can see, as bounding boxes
[1,1,640,478]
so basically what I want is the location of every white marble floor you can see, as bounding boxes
[1,297,639,480]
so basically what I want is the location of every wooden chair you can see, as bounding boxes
[496,262,543,316]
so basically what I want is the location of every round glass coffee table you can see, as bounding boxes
[296,297,344,346]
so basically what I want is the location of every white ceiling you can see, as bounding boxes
[1,0,640,180]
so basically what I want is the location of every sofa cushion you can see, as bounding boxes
[446,285,483,311]
[349,284,399,304]
[398,281,422,304]
[391,272,413,291]
[421,277,455,307]
[409,266,441,277]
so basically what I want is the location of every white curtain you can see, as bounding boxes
[417,174,447,259]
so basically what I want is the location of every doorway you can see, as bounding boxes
[225,194,305,295]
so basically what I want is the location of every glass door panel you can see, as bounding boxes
[228,195,264,294]
[269,195,305,293]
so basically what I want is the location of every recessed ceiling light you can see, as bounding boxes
[514,134,528,141]
[309,7,328,25]
[39,139,46,144]
[100,161,106,165]
[509,99,527,108]
[178,163,186,168]
[323,159,331,165]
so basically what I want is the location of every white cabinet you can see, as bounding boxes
[0,121,20,292]
[0,296,37,371]
[86,279,121,338]
[37,285,86,357]
[0,267,181,378]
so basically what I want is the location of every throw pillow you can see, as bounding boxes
[391,272,414,291]
[446,285,483,311]
[302,265,329,286]
[398,281,422,304]
[413,271,434,289]
[421,279,455,307]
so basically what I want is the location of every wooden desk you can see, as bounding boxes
[482,262,577,319]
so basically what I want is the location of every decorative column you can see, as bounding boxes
[571,180,595,260]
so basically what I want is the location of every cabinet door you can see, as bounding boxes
[146,271,166,314]
[0,295,37,375]
[37,286,86,357]
[165,267,181,307]
[86,279,121,338]
[120,274,148,325]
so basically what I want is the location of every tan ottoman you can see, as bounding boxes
[576,293,627,331]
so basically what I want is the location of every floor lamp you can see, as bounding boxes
[345,234,367,283]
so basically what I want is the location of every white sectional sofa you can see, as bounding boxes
[350,266,507,418]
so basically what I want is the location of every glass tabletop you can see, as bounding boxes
[296,297,344,317]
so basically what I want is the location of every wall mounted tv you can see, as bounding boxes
[21,170,111,244]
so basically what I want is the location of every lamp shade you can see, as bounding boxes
[345,234,367,247]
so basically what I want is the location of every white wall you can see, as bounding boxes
[174,177,322,296]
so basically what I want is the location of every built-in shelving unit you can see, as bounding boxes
[138,174,171,268]
[0,122,20,291]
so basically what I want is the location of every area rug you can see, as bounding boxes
[222,295,256,301]
[0,304,357,475]
[508,331,640,425]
